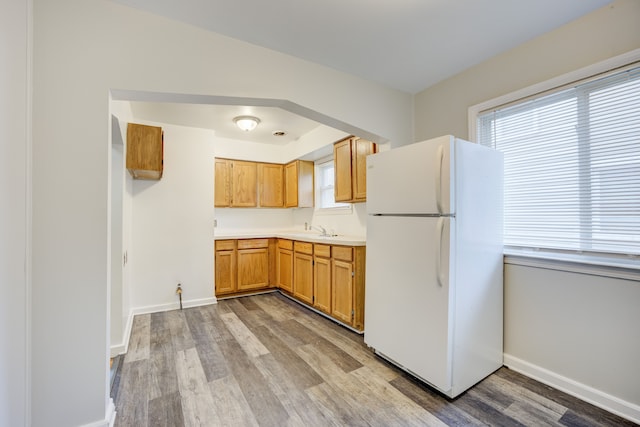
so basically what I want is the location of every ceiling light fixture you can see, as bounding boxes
[233,115,260,132]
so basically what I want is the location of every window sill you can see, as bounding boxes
[503,248,640,281]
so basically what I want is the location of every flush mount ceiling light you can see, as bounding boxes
[233,115,260,132]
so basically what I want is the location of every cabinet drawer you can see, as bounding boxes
[215,240,235,251]
[237,238,269,249]
[278,239,293,250]
[333,246,353,262]
[294,241,313,255]
[314,244,331,258]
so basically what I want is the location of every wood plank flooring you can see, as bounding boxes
[113,292,636,426]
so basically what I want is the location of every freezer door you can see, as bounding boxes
[364,215,453,392]
[367,136,453,215]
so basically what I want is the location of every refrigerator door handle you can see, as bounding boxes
[435,144,444,214]
[436,217,445,287]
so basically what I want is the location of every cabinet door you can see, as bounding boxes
[352,138,376,201]
[231,160,258,207]
[293,252,314,305]
[214,158,231,207]
[126,123,163,180]
[237,248,269,291]
[332,259,354,325]
[296,161,314,208]
[314,256,331,314]
[259,163,284,207]
[277,248,293,293]
[284,160,314,208]
[215,250,236,295]
[334,138,353,202]
[284,161,298,207]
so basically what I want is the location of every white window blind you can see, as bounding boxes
[477,65,640,256]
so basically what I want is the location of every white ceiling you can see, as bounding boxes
[111,0,611,147]
[128,102,325,146]
[110,0,611,94]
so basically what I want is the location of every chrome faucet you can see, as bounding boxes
[311,225,327,236]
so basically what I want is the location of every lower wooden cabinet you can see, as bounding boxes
[278,239,366,331]
[215,237,365,330]
[237,239,270,292]
[332,257,354,325]
[215,238,275,297]
[313,244,332,314]
[276,240,293,293]
[214,241,236,295]
[293,241,314,305]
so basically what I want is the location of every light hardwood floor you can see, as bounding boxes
[113,292,636,426]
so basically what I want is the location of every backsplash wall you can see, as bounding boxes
[292,203,367,237]
[214,208,294,232]
[214,203,367,238]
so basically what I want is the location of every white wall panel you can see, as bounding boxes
[32,2,410,424]
[130,124,216,311]
[0,0,30,425]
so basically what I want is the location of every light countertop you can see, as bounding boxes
[214,229,366,246]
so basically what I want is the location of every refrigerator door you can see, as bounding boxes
[364,215,453,392]
[367,135,454,215]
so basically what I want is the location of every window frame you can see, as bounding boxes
[468,48,640,273]
[314,156,352,214]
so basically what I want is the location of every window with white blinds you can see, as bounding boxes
[477,65,640,257]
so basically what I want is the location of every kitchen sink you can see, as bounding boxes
[285,233,338,239]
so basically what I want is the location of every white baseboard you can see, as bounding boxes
[504,354,640,424]
[131,296,217,316]
[79,398,116,427]
[110,310,134,357]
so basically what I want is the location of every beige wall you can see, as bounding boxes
[504,263,640,413]
[414,0,640,421]
[1,1,30,426]
[414,0,640,141]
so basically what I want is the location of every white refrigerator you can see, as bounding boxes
[364,135,504,398]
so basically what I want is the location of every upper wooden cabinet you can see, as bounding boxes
[214,158,232,207]
[231,160,258,207]
[126,123,163,180]
[215,158,310,208]
[284,160,314,208]
[334,138,353,202]
[214,159,258,207]
[333,136,377,203]
[258,162,284,208]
